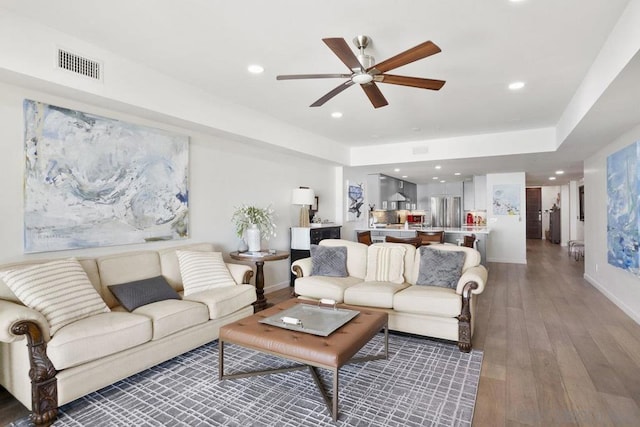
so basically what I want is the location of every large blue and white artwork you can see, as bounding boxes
[492,184,520,215]
[23,100,189,253]
[607,141,639,271]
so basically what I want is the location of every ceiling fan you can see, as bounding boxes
[276,35,446,109]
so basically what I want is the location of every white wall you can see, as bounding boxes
[486,172,527,264]
[0,82,338,292]
[584,123,640,324]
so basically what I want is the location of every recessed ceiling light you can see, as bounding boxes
[331,112,343,119]
[509,81,525,90]
[402,175,408,178]
[432,177,438,180]
[394,168,400,172]
[435,165,442,170]
[247,64,264,74]
[555,170,564,175]
[509,0,526,3]
[454,172,461,176]
[440,180,446,183]
[549,177,556,181]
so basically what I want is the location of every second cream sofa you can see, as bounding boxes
[292,239,488,352]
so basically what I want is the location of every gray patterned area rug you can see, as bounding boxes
[14,334,482,427]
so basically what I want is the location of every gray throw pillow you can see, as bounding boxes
[310,245,348,277]
[416,246,466,289]
[108,276,180,311]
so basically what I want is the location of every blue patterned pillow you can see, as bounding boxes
[310,245,348,277]
[416,247,465,288]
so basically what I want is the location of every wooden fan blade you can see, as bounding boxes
[310,80,355,107]
[323,38,364,72]
[361,82,389,108]
[277,73,352,80]
[369,41,441,74]
[375,74,446,90]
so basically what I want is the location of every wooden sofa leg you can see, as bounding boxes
[457,281,479,353]
[11,320,58,426]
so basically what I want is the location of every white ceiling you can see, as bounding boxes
[2,0,638,186]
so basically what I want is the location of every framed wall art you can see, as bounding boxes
[607,141,639,271]
[23,100,189,253]
[347,181,365,222]
[492,184,521,216]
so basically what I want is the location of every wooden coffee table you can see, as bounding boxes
[218,299,388,421]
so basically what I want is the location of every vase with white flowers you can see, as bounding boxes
[231,204,276,252]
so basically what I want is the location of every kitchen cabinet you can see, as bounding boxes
[463,181,474,211]
[474,175,487,210]
[367,174,417,210]
[463,176,487,211]
[428,181,462,197]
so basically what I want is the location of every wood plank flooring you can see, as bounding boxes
[2,239,639,426]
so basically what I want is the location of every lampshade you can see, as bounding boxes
[291,188,315,206]
[292,188,315,228]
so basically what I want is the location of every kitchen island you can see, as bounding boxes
[355,225,490,264]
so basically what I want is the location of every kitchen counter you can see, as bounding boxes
[358,225,490,234]
[355,225,489,265]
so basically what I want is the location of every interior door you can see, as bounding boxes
[526,188,542,239]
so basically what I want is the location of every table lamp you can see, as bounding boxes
[292,188,315,227]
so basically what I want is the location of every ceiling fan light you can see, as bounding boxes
[352,73,374,84]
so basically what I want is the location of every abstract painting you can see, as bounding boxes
[607,141,639,271]
[492,184,520,215]
[23,100,189,253]
[347,181,364,222]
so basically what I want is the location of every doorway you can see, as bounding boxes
[526,187,542,239]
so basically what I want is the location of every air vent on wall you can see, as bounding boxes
[57,48,102,81]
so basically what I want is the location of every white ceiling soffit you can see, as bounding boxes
[0,0,638,186]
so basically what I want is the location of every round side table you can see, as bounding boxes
[229,250,290,312]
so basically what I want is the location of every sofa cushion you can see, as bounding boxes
[318,239,368,279]
[310,245,348,277]
[133,299,209,340]
[416,246,466,289]
[393,286,462,317]
[97,251,162,308]
[182,284,256,319]
[158,243,216,291]
[177,251,236,295]
[344,281,410,308]
[364,244,406,284]
[108,276,181,312]
[294,275,363,303]
[409,244,480,284]
[47,312,152,370]
[1,258,110,336]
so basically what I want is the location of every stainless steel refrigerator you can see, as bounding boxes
[430,196,462,227]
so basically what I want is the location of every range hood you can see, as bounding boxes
[389,192,407,202]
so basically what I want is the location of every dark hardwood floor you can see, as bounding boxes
[2,239,639,426]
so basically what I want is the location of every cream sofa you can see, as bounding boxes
[292,239,488,352]
[0,243,256,426]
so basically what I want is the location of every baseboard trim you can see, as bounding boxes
[264,280,289,295]
[487,257,527,264]
[584,273,640,325]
